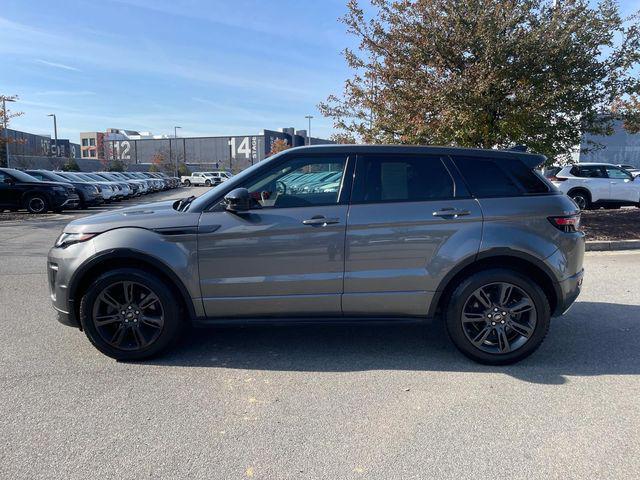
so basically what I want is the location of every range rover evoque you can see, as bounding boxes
[48,145,585,364]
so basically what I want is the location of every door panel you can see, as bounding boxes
[604,166,638,203]
[198,206,347,317]
[343,199,482,316]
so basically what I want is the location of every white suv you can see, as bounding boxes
[550,163,640,210]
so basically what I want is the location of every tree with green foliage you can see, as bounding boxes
[107,159,126,172]
[177,162,190,176]
[319,0,640,163]
[62,158,81,172]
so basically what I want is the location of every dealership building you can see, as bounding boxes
[579,120,640,167]
[81,127,333,173]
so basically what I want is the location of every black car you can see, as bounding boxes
[0,168,80,213]
[25,170,104,209]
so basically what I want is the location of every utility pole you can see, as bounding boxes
[173,126,181,177]
[305,115,313,146]
[2,97,16,168]
[47,114,58,157]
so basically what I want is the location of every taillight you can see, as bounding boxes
[548,176,567,182]
[548,214,580,232]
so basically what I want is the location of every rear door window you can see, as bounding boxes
[577,165,606,178]
[352,155,455,203]
[452,156,520,197]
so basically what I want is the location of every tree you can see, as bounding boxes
[319,0,640,163]
[62,158,81,171]
[268,138,291,156]
[612,94,640,134]
[177,162,190,176]
[0,94,25,167]
[107,159,126,172]
[330,132,357,144]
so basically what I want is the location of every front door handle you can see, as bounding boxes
[432,208,471,218]
[302,216,340,226]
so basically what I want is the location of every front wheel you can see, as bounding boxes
[24,194,49,214]
[445,269,550,365]
[184,180,191,187]
[79,268,184,360]
[205,179,212,186]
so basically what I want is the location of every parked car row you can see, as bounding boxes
[545,162,640,210]
[0,167,180,214]
[181,171,232,187]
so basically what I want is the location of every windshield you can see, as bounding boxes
[86,173,107,181]
[5,169,41,182]
[188,156,276,211]
[41,171,70,183]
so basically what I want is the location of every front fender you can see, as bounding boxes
[69,227,203,320]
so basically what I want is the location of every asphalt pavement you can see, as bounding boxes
[1,191,639,479]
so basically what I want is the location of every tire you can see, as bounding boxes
[444,268,551,365]
[184,180,191,187]
[79,268,184,360]
[24,194,49,214]
[568,190,590,210]
[205,179,211,187]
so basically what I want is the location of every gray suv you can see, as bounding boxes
[48,145,585,364]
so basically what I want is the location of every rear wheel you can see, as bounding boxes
[79,268,184,360]
[445,269,550,365]
[24,194,49,214]
[568,190,590,210]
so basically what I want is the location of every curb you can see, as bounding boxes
[586,240,640,252]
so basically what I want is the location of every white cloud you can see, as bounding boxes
[34,59,81,72]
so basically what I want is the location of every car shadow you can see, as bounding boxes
[144,301,640,385]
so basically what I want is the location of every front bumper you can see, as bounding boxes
[555,268,584,316]
[55,194,80,210]
[47,240,96,328]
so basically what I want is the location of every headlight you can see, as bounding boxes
[54,232,96,248]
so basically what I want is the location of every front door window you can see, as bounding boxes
[243,156,347,209]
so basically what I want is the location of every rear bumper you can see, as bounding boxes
[555,268,584,316]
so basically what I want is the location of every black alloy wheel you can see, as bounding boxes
[460,282,537,355]
[80,268,183,360]
[445,269,550,365]
[92,281,165,351]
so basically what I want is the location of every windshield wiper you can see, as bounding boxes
[174,196,196,212]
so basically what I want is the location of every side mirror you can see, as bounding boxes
[3,178,14,185]
[224,188,252,212]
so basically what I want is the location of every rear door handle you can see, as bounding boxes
[302,216,340,226]
[432,208,471,218]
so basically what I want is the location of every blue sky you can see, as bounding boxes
[0,0,355,142]
[1,0,638,143]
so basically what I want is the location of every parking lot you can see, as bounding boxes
[1,186,639,479]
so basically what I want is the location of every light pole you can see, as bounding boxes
[173,126,182,177]
[305,115,313,146]
[47,114,58,157]
[2,97,16,168]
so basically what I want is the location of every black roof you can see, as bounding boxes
[283,144,546,168]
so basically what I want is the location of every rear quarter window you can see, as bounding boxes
[452,157,520,197]
[500,160,550,194]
